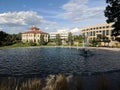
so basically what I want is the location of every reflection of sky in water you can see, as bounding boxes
[0,48,120,76]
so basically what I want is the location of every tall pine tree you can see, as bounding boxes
[55,34,61,45]
[68,32,73,45]
[104,0,120,42]
[39,34,45,45]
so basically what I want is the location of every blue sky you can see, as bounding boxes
[0,0,107,34]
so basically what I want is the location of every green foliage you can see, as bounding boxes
[90,38,98,47]
[29,40,36,46]
[104,0,120,41]
[0,31,21,46]
[68,32,73,45]
[74,35,84,43]
[0,31,12,46]
[55,34,61,45]
[97,34,102,42]
[48,34,51,42]
[39,35,45,45]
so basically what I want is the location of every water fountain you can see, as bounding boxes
[80,32,94,75]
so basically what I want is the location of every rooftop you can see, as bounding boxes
[22,26,48,34]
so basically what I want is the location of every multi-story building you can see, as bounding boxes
[50,30,69,40]
[82,23,119,46]
[22,26,48,43]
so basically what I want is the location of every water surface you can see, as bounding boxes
[0,47,120,76]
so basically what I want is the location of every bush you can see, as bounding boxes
[29,41,36,46]
[54,74,69,90]
[20,79,42,90]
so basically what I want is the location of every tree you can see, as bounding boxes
[89,38,98,47]
[15,33,22,42]
[55,34,61,45]
[0,31,11,46]
[0,31,22,46]
[102,36,110,46]
[104,0,120,41]
[68,32,73,45]
[39,34,45,45]
[29,40,36,46]
[73,35,83,43]
[97,34,102,42]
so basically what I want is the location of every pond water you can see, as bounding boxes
[0,47,120,76]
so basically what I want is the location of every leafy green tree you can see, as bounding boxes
[39,35,45,45]
[29,40,36,46]
[68,32,73,45]
[0,31,11,46]
[15,33,22,41]
[74,35,83,43]
[104,0,120,41]
[97,34,103,42]
[0,31,21,46]
[55,34,61,45]
[48,34,50,42]
[0,31,8,41]
[102,36,110,46]
[89,38,98,47]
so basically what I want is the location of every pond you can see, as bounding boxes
[0,47,120,76]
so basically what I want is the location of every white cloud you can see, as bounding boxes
[0,28,3,31]
[57,28,69,33]
[61,0,105,22]
[70,28,80,33]
[0,11,56,27]
[54,28,81,35]
[44,27,49,30]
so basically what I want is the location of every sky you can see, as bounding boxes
[0,0,107,34]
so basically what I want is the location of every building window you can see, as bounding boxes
[93,31,95,36]
[90,32,92,36]
[106,30,109,35]
[103,30,105,36]
[103,26,105,28]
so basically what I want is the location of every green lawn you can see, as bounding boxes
[0,43,31,49]
[0,42,83,49]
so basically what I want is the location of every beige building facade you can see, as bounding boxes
[22,26,48,43]
[50,30,69,40]
[82,23,119,46]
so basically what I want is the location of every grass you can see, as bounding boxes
[0,43,31,49]
[0,42,83,49]
[20,78,42,90]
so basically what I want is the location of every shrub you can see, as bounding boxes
[20,78,42,90]
[29,40,36,46]
[54,74,69,90]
